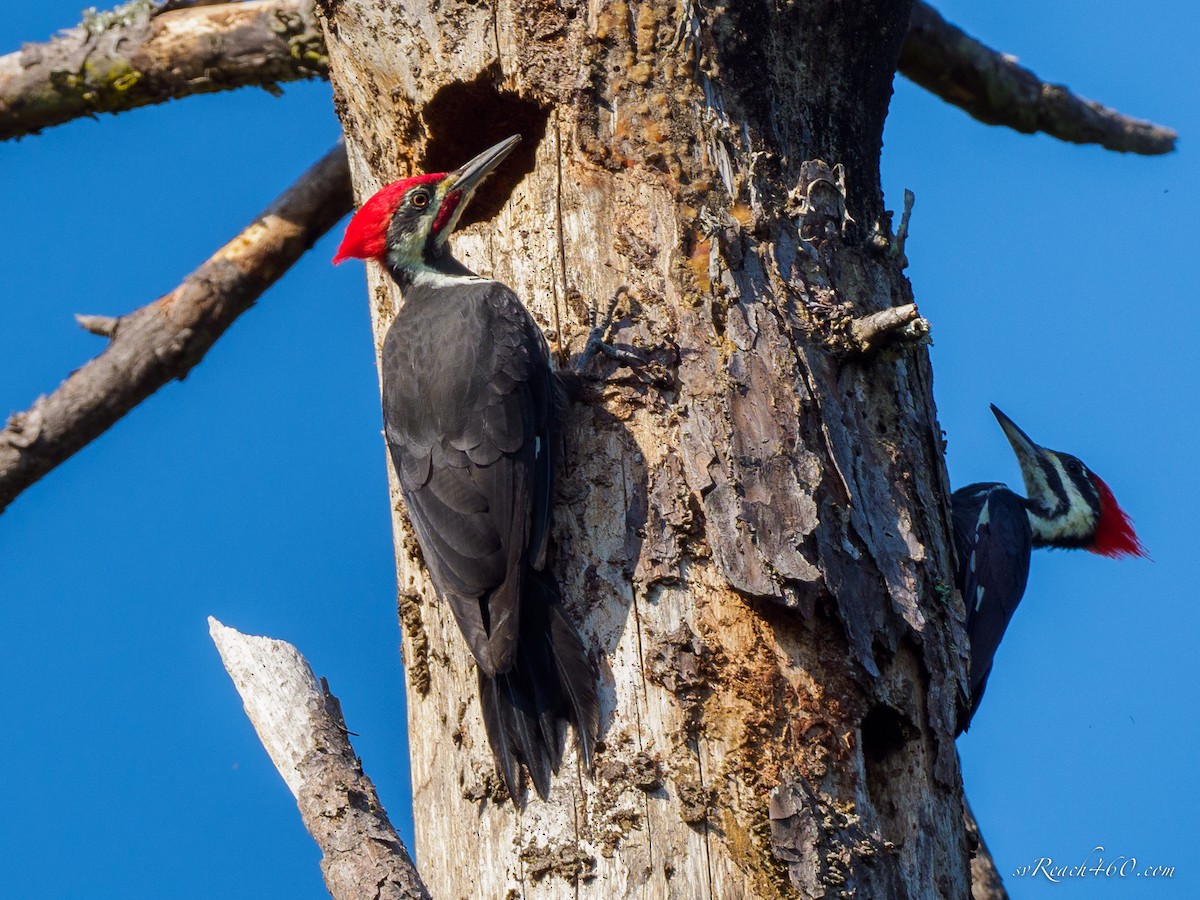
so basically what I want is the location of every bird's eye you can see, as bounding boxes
[411,191,430,208]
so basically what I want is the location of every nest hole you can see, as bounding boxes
[421,66,551,229]
[861,703,914,765]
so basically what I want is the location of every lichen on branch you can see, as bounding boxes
[1,0,1174,159]
[0,0,327,141]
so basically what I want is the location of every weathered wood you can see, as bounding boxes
[2,0,1175,161]
[0,142,351,513]
[320,0,973,896]
[848,304,927,356]
[209,618,430,900]
[0,0,326,141]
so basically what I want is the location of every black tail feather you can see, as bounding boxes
[475,568,599,801]
[478,673,522,799]
[548,603,600,770]
[526,623,566,768]
[502,668,554,799]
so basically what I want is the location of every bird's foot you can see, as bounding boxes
[567,287,673,392]
[570,286,631,377]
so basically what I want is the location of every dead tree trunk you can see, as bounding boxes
[319,0,967,896]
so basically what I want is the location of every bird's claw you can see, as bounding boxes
[577,340,672,390]
[560,286,674,393]
[569,286,628,373]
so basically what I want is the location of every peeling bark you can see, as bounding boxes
[320,0,975,896]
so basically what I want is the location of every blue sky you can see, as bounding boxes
[0,1,1195,896]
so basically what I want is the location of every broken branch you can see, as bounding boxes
[848,304,927,356]
[209,618,430,900]
[899,1,1176,155]
[890,189,915,261]
[75,314,120,339]
[0,141,352,514]
[0,0,327,142]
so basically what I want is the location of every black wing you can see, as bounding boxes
[951,483,1032,729]
[381,279,556,676]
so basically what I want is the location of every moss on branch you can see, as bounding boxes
[0,0,326,141]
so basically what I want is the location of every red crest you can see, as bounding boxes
[332,174,444,264]
[1089,474,1148,558]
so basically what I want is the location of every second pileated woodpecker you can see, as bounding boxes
[952,405,1146,734]
[333,136,599,800]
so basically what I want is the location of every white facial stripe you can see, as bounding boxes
[385,209,435,272]
[1021,459,1055,507]
[1028,455,1096,542]
[408,269,489,289]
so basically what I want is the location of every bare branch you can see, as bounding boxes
[4,0,1173,160]
[0,142,352,513]
[0,0,327,142]
[899,1,1176,155]
[209,618,430,900]
[965,798,1009,900]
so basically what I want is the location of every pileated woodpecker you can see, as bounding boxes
[953,405,1146,734]
[333,136,599,800]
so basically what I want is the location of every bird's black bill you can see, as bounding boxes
[451,135,522,195]
[990,404,1051,472]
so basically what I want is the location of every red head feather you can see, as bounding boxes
[1088,474,1148,558]
[332,174,444,264]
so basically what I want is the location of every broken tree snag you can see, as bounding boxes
[208,618,430,900]
[965,799,1010,900]
[321,0,973,895]
[0,0,327,142]
[0,142,351,514]
[900,1,1176,155]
